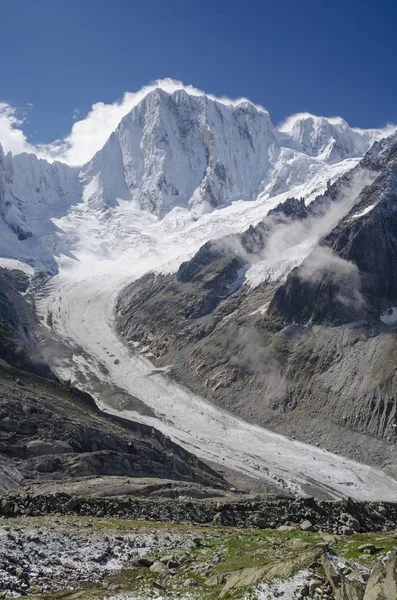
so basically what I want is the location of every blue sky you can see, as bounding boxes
[1,0,397,147]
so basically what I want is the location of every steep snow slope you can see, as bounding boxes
[0,146,81,271]
[80,88,279,215]
[80,88,387,217]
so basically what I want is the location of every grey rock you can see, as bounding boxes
[184,578,198,587]
[363,550,397,599]
[358,544,377,555]
[300,520,315,532]
[205,573,226,586]
[150,560,169,575]
[153,581,167,591]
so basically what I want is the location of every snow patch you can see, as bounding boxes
[254,570,313,599]
[0,257,34,275]
[380,307,397,325]
[351,204,376,218]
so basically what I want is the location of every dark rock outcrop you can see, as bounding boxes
[270,169,397,325]
[0,268,51,376]
[0,361,224,492]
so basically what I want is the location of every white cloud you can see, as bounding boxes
[0,103,36,156]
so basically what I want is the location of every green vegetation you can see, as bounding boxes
[10,515,397,600]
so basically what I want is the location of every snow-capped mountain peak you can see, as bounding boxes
[80,87,279,215]
[0,82,395,272]
[280,112,370,162]
[79,89,394,216]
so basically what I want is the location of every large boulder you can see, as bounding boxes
[220,545,325,597]
[363,550,397,600]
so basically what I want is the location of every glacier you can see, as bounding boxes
[1,82,397,499]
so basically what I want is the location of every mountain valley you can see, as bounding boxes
[2,81,397,598]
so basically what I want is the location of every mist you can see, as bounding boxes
[246,168,377,287]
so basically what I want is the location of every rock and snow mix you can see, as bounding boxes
[0,84,390,271]
[253,570,314,600]
[380,307,397,325]
[0,521,191,597]
[1,512,397,599]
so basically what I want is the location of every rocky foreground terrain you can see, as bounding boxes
[1,508,397,599]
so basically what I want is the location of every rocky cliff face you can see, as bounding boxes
[0,361,224,493]
[80,88,281,215]
[116,131,397,474]
[269,135,397,325]
[0,267,51,375]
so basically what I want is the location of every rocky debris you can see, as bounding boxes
[358,543,378,555]
[301,519,315,531]
[340,513,362,533]
[183,577,198,587]
[255,570,330,600]
[321,551,344,593]
[131,555,154,568]
[1,513,397,599]
[0,268,52,377]
[152,580,167,592]
[1,493,397,536]
[205,573,226,586]
[319,548,397,600]
[321,549,371,599]
[0,518,191,597]
[149,560,170,575]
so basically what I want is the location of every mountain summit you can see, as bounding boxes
[80,88,387,216]
[1,84,391,242]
